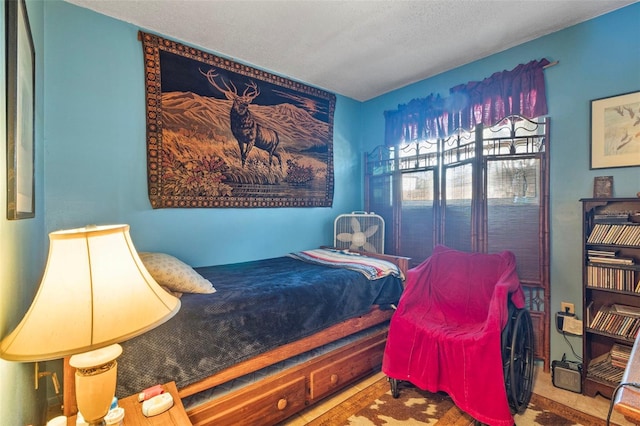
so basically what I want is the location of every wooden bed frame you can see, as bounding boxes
[63,250,409,425]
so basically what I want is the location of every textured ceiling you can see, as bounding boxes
[64,0,636,101]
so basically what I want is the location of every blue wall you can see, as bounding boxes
[43,1,363,267]
[361,4,640,363]
[43,0,640,369]
[0,1,47,425]
[2,2,638,422]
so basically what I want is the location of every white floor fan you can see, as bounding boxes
[334,212,385,254]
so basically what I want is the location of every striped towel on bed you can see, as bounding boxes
[288,248,404,280]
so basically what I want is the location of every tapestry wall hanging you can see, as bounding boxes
[140,31,336,208]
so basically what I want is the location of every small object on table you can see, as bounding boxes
[138,384,165,402]
[142,393,174,417]
[104,407,125,425]
[66,382,191,425]
[46,416,67,426]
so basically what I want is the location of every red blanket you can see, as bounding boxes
[382,245,525,426]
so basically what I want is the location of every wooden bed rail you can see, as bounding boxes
[63,250,410,417]
[179,306,393,398]
[63,307,395,416]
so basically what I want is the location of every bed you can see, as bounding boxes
[63,248,408,425]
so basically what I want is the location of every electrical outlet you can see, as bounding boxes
[561,302,575,315]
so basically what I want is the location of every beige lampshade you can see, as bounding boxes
[0,224,181,361]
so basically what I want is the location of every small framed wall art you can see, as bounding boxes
[590,90,640,170]
[6,0,35,219]
[593,176,613,198]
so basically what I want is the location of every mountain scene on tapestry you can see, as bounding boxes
[141,31,336,208]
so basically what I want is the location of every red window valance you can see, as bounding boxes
[384,59,550,146]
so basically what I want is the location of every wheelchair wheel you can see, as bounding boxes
[504,308,534,414]
[389,377,400,398]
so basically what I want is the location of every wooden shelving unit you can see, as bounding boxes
[581,198,640,398]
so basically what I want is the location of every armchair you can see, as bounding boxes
[382,245,533,426]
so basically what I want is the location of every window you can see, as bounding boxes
[365,114,550,369]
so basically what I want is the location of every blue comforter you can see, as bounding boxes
[116,255,404,397]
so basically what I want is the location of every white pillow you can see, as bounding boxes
[138,252,216,295]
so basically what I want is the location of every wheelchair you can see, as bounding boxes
[389,300,534,422]
[501,302,534,415]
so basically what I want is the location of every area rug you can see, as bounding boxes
[306,377,616,426]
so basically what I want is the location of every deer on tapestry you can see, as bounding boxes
[200,68,283,169]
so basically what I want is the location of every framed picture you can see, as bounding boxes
[6,0,35,219]
[590,91,640,169]
[593,176,613,198]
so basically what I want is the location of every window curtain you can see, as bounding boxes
[384,59,550,146]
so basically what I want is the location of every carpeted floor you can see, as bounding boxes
[306,377,617,426]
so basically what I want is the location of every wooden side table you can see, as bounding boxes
[614,334,640,424]
[66,382,192,425]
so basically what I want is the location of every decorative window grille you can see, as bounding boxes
[365,115,550,371]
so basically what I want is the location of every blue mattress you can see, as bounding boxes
[116,255,404,397]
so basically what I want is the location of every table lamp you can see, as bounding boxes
[0,224,181,425]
